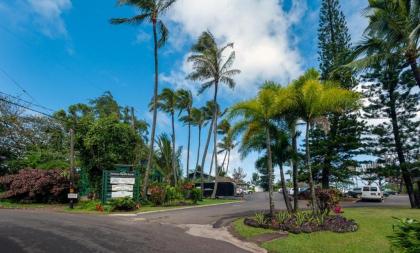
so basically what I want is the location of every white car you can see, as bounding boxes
[361,186,383,202]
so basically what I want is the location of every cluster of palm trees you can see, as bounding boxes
[229,69,359,217]
[111,1,240,198]
[109,0,418,209]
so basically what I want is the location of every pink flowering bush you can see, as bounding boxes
[0,169,70,203]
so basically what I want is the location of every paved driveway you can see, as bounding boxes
[0,193,411,253]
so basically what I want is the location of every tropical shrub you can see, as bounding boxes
[149,184,166,206]
[108,197,137,211]
[181,181,194,198]
[0,169,69,203]
[315,188,341,214]
[389,218,420,253]
[165,186,182,204]
[190,188,202,204]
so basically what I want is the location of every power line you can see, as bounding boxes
[0,90,55,112]
[0,66,40,104]
[0,97,70,125]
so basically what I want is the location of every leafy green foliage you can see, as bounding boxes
[389,218,420,253]
[190,188,202,204]
[254,212,267,226]
[108,197,137,211]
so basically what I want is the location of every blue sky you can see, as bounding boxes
[0,0,367,180]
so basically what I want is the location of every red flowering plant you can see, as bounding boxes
[0,169,70,203]
[148,184,166,206]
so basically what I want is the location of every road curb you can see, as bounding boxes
[109,201,243,217]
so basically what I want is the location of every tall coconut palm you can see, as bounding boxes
[150,88,179,185]
[363,0,420,87]
[188,107,205,180]
[187,31,240,198]
[198,101,217,188]
[229,86,279,218]
[111,0,177,197]
[285,69,359,213]
[176,89,193,177]
[217,135,235,174]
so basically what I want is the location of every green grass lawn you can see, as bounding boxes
[233,207,420,253]
[0,198,240,214]
[0,200,65,209]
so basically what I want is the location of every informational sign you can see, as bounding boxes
[68,193,78,199]
[101,168,140,203]
[110,177,135,185]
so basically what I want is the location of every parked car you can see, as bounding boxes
[288,188,301,195]
[298,188,311,200]
[361,186,383,202]
[346,188,362,198]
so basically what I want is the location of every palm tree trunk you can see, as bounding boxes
[143,21,159,198]
[226,150,231,175]
[305,121,317,213]
[265,128,275,218]
[211,83,220,199]
[279,162,292,213]
[200,118,214,190]
[171,111,177,185]
[208,149,215,176]
[389,87,419,208]
[407,53,420,88]
[193,125,201,181]
[291,123,299,212]
[221,151,228,171]
[186,112,191,178]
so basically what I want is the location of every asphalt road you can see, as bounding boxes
[0,193,410,253]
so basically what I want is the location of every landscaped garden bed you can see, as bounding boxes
[244,210,358,234]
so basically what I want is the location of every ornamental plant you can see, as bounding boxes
[0,169,70,203]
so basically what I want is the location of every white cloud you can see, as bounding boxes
[163,0,304,98]
[341,0,368,43]
[27,0,72,38]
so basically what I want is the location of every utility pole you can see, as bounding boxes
[130,107,136,130]
[69,128,75,209]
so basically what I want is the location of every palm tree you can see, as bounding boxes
[198,101,217,188]
[284,69,359,213]
[150,88,179,185]
[188,107,205,180]
[229,85,279,218]
[176,89,193,177]
[217,135,235,174]
[110,0,177,197]
[350,35,420,208]
[187,31,240,198]
[363,0,420,87]
[156,133,181,184]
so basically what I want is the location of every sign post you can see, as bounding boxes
[68,128,76,209]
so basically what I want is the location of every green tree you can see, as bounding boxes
[315,0,364,189]
[364,0,420,87]
[229,86,279,217]
[187,31,240,198]
[151,88,179,184]
[355,36,420,208]
[110,0,177,198]
[176,89,193,177]
[84,116,140,192]
[284,69,359,212]
[155,133,182,184]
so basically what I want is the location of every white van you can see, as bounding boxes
[361,186,383,201]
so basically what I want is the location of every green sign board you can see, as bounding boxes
[101,166,141,204]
